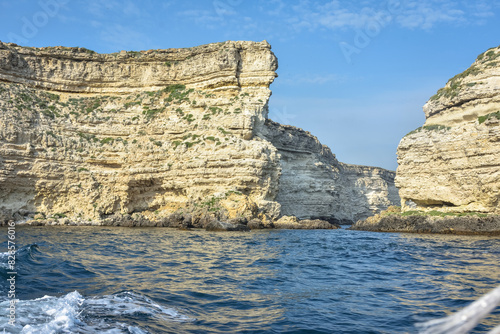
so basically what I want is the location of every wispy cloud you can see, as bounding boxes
[394,1,466,30]
[285,0,491,32]
[100,24,151,51]
[279,73,344,85]
[177,0,244,30]
[180,0,497,42]
[122,1,142,16]
[288,1,385,31]
[177,9,224,29]
[86,0,120,18]
[84,0,148,18]
[260,0,286,16]
[73,0,154,51]
[464,0,496,24]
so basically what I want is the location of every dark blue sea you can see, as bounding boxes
[0,226,499,333]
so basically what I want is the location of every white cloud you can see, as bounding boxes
[260,0,286,16]
[213,0,237,16]
[464,0,497,24]
[100,24,150,51]
[177,9,224,29]
[289,1,386,31]
[158,0,498,42]
[86,0,120,17]
[394,2,466,30]
[177,0,243,27]
[261,0,497,34]
[84,0,147,18]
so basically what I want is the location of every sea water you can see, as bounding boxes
[0,226,498,333]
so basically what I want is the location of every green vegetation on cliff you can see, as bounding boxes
[404,124,451,137]
[430,47,500,101]
[478,111,500,124]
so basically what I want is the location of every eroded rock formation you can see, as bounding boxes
[0,40,398,226]
[396,45,500,214]
[261,120,399,223]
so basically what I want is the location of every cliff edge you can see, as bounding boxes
[0,40,399,227]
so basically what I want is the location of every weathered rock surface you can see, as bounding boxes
[0,40,399,226]
[205,220,250,232]
[261,120,399,223]
[273,215,339,229]
[396,45,500,214]
[350,208,500,235]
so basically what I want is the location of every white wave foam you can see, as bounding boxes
[0,291,191,333]
[85,291,191,322]
[0,291,83,333]
[0,245,36,269]
[0,252,9,269]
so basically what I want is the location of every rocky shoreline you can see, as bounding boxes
[350,207,500,236]
[5,207,500,235]
[0,209,339,231]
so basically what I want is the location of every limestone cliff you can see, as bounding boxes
[396,45,500,213]
[0,40,398,226]
[260,120,399,223]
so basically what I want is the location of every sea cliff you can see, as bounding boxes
[0,40,399,228]
[352,45,500,235]
[397,45,500,214]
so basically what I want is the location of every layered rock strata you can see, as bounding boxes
[260,120,399,223]
[396,45,500,214]
[352,45,500,235]
[0,40,398,227]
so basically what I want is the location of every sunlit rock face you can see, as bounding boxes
[0,40,398,223]
[396,45,500,214]
[260,120,399,223]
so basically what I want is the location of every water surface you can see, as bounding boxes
[0,226,499,333]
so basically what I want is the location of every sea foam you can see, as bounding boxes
[0,290,191,333]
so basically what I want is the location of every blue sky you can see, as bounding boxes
[1,0,499,170]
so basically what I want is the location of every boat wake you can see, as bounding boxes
[0,244,39,270]
[0,290,192,333]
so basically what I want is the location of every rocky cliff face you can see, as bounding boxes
[261,120,399,223]
[0,40,398,225]
[396,45,500,213]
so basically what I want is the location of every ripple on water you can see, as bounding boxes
[0,226,498,333]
